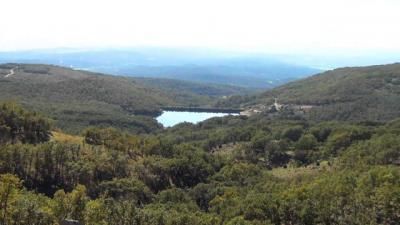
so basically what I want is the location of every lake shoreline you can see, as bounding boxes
[156,110,239,127]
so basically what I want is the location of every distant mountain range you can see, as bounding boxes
[0,48,321,88]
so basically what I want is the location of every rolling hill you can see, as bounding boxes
[134,77,256,99]
[0,63,247,133]
[223,63,400,121]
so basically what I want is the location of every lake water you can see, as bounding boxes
[157,111,238,127]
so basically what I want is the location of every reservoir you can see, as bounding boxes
[157,111,238,127]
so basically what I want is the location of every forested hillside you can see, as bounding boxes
[0,103,399,225]
[0,63,399,225]
[0,64,247,133]
[134,77,256,98]
[219,63,400,122]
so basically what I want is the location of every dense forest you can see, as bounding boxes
[0,101,399,225]
[0,64,247,134]
[219,63,400,122]
[0,63,399,224]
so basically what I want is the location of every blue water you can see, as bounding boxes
[157,111,237,127]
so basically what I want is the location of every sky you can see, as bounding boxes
[1,0,400,55]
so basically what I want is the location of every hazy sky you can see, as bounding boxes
[1,0,400,54]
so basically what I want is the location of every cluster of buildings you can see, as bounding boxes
[240,98,314,117]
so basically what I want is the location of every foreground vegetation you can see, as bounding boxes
[0,102,399,225]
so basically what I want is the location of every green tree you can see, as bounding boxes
[282,126,303,142]
[53,185,88,223]
[0,102,51,144]
[0,174,22,225]
[84,198,108,225]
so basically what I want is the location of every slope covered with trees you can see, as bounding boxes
[0,64,248,133]
[220,63,400,122]
[0,63,399,225]
[134,77,256,103]
[0,102,51,144]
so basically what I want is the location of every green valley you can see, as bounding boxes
[0,63,399,225]
[0,64,248,133]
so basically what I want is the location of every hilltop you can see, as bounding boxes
[220,63,400,121]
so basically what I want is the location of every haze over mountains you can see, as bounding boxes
[0,48,321,88]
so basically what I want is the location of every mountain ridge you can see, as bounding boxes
[0,48,321,88]
[220,63,400,122]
